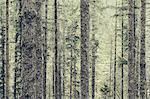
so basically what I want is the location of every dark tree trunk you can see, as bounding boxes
[5,0,10,98]
[14,0,22,98]
[21,0,44,98]
[0,6,5,99]
[128,0,136,98]
[140,0,146,99]
[43,0,48,98]
[70,47,73,99]
[121,0,124,98]
[80,0,90,98]
[54,0,61,98]
[91,34,97,99]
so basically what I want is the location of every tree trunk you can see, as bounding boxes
[70,47,73,99]
[140,0,146,99]
[92,34,97,99]
[43,0,48,98]
[54,0,61,98]
[5,0,10,98]
[114,1,117,98]
[0,5,5,99]
[128,0,136,98]
[121,0,124,98]
[80,0,89,98]
[14,0,22,98]
[21,0,44,98]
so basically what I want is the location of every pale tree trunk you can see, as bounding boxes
[140,0,146,99]
[114,1,117,98]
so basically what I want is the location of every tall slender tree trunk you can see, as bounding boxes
[54,0,61,98]
[0,5,5,99]
[5,0,9,98]
[135,37,140,98]
[128,0,136,98]
[140,0,146,99]
[62,11,66,99]
[121,0,124,98]
[91,34,97,99]
[54,0,58,98]
[80,0,89,98]
[73,55,77,99]
[43,0,48,98]
[114,1,117,98]
[70,47,73,99]
[14,0,22,98]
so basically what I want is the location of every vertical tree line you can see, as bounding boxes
[0,0,149,99]
[80,0,90,98]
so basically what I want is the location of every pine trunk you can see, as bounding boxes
[43,0,48,98]
[21,0,44,98]
[128,0,136,98]
[0,6,5,99]
[140,0,146,99]
[80,0,89,98]
[5,0,10,98]
[54,0,61,98]
[92,34,97,99]
[121,0,124,98]
[114,1,117,98]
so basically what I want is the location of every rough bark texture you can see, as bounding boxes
[70,47,73,99]
[21,0,44,98]
[5,0,10,98]
[14,0,22,98]
[128,0,136,98]
[54,0,62,98]
[43,0,48,98]
[80,0,89,98]
[121,0,124,98]
[91,34,97,99]
[140,0,146,99]
[0,6,5,99]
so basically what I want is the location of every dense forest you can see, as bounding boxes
[0,0,149,99]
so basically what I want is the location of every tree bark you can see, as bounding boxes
[128,0,136,98]
[121,0,124,98]
[54,0,61,98]
[92,34,97,99]
[5,0,10,98]
[21,0,44,98]
[140,0,146,99]
[0,5,5,99]
[43,0,48,98]
[80,0,90,98]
